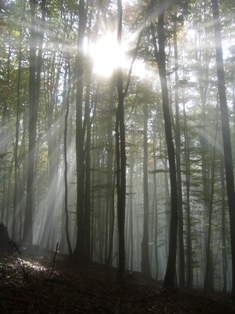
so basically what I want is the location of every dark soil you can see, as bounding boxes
[0,245,234,313]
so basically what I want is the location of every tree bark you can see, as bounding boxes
[116,0,126,283]
[141,105,151,277]
[23,0,46,246]
[63,58,72,256]
[220,157,228,293]
[182,99,193,289]
[204,102,219,292]
[173,10,185,288]
[73,0,86,265]
[106,80,115,268]
[212,0,235,301]
[12,3,25,240]
[156,0,178,288]
[84,59,92,265]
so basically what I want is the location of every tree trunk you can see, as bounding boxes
[73,0,86,265]
[204,102,219,292]
[182,99,193,289]
[141,105,151,277]
[156,0,178,288]
[220,158,227,293]
[173,10,185,288]
[116,0,126,283]
[127,127,135,271]
[106,81,115,268]
[23,0,46,246]
[63,57,72,256]
[84,60,92,265]
[152,136,158,279]
[212,0,235,301]
[12,3,25,240]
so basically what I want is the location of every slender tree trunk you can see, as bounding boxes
[233,77,235,170]
[204,102,219,292]
[152,136,158,279]
[12,4,25,240]
[182,99,193,289]
[173,10,185,288]
[1,37,12,229]
[116,0,126,283]
[141,105,151,277]
[163,149,170,258]
[106,81,115,268]
[23,0,37,245]
[63,58,72,256]
[0,106,8,225]
[19,120,27,240]
[156,0,178,288]
[212,0,235,301]
[6,164,13,230]
[73,0,86,265]
[84,60,92,265]
[128,128,135,271]
[23,0,46,245]
[220,157,227,293]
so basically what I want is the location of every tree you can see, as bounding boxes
[106,80,116,268]
[182,98,193,289]
[116,0,126,282]
[84,53,93,265]
[151,0,178,288]
[173,8,185,288]
[12,2,26,240]
[73,0,87,265]
[63,57,73,256]
[23,0,46,246]
[211,0,235,301]
[220,157,228,293]
[141,104,151,277]
[204,101,219,292]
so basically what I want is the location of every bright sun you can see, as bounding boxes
[85,32,150,80]
[91,34,126,77]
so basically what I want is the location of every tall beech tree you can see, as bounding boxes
[106,80,116,268]
[182,98,193,288]
[141,104,151,277]
[73,0,87,265]
[151,0,178,287]
[220,157,228,293]
[23,0,46,245]
[116,0,126,282]
[63,59,73,256]
[204,102,219,292]
[173,8,185,288]
[84,57,93,265]
[212,0,235,301]
[12,2,26,240]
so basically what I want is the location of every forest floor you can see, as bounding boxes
[0,245,235,313]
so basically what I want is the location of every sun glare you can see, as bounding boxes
[91,34,126,77]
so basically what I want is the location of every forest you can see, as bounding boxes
[1,0,235,312]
